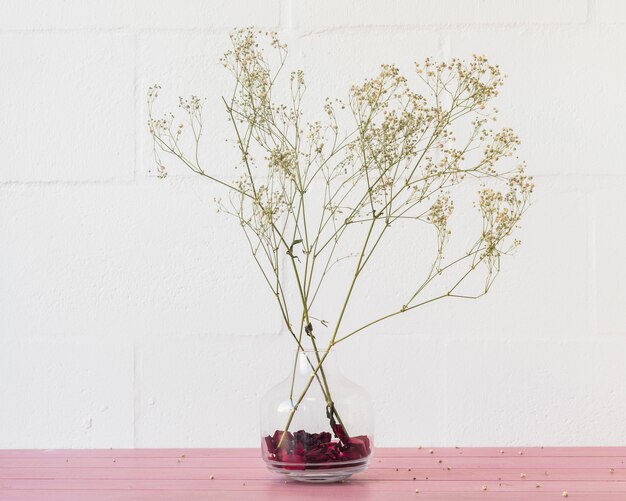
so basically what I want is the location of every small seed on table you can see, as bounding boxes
[536,483,541,488]
[562,491,569,498]
[610,468,615,474]
[209,475,214,480]
[482,485,487,491]
[520,473,526,479]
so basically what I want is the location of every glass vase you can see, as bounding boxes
[260,349,374,482]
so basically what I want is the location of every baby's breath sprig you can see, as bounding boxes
[147,28,533,444]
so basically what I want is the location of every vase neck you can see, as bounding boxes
[295,349,340,377]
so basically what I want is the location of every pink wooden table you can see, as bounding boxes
[1,447,625,500]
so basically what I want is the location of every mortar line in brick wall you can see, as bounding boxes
[440,31,451,60]
[132,30,139,183]
[0,174,618,189]
[0,27,276,34]
[132,344,142,448]
[525,174,626,179]
[129,27,279,33]
[278,0,285,30]
[0,28,132,34]
[0,24,591,37]
[280,0,295,31]
[586,0,597,25]
[441,333,450,444]
[289,21,589,38]
[0,180,139,187]
[587,192,598,337]
[275,248,290,338]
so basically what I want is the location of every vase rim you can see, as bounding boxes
[295,348,336,360]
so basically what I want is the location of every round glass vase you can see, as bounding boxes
[260,349,374,483]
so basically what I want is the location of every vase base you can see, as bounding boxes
[266,461,369,483]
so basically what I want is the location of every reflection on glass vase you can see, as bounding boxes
[260,349,374,483]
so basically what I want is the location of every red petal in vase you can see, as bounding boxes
[346,435,370,457]
[273,430,294,450]
[265,429,371,469]
[330,423,350,444]
[279,452,306,470]
[264,435,277,454]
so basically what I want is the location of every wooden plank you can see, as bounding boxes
[0,449,260,459]
[1,455,624,469]
[1,447,625,458]
[2,477,626,492]
[5,490,626,501]
[381,447,626,458]
[1,466,624,481]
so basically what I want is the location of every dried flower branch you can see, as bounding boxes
[148,28,533,443]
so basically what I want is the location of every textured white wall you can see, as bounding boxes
[1,0,626,449]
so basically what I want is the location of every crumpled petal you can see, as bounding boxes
[265,429,371,469]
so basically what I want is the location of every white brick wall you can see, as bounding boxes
[1,0,625,448]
